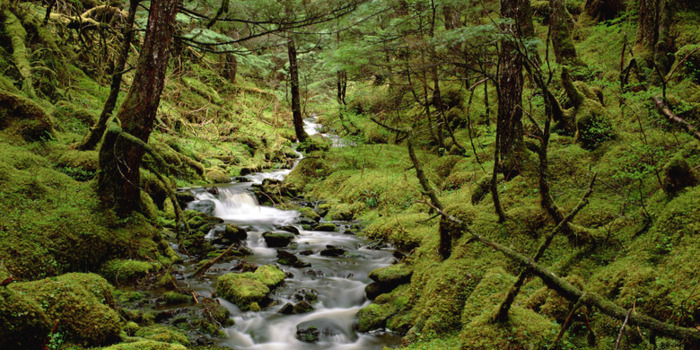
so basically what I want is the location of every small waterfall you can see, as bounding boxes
[218,188,259,211]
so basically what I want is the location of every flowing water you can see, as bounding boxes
[179,119,400,349]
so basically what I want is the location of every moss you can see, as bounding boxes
[314,222,338,231]
[368,263,413,285]
[662,156,697,195]
[216,265,284,310]
[285,156,331,189]
[356,302,397,332]
[101,340,188,350]
[162,291,192,305]
[182,77,223,105]
[0,286,52,349]
[100,259,156,285]
[575,99,616,149]
[52,101,97,133]
[0,89,53,141]
[205,167,231,183]
[9,273,122,347]
[459,306,558,349]
[55,149,99,180]
[135,325,189,345]
[298,207,321,221]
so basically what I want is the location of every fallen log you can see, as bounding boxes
[653,96,700,142]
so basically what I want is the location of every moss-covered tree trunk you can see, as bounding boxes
[497,0,528,178]
[287,35,308,143]
[550,0,584,66]
[97,0,178,217]
[78,0,139,151]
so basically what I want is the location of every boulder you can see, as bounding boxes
[223,224,247,242]
[277,250,310,268]
[365,263,413,299]
[188,199,216,216]
[292,300,313,314]
[320,245,346,257]
[216,265,285,311]
[277,225,300,235]
[262,231,295,248]
[313,223,338,232]
[296,319,348,343]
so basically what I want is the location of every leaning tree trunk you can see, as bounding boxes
[287,35,308,143]
[497,0,527,179]
[78,0,139,151]
[97,0,178,217]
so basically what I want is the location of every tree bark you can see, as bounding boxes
[287,35,308,143]
[497,0,526,179]
[78,0,139,151]
[97,0,178,217]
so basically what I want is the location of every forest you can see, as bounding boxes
[0,0,699,349]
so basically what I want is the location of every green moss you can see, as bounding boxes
[9,273,122,347]
[135,325,189,345]
[356,302,397,332]
[100,259,156,285]
[0,286,52,349]
[205,167,231,183]
[314,222,338,231]
[368,263,412,285]
[460,306,558,349]
[101,340,188,350]
[216,265,284,310]
[0,89,53,141]
[162,291,192,305]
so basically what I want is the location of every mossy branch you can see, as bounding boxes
[493,173,596,322]
[3,9,35,97]
[192,242,236,278]
[652,97,700,142]
[423,201,700,345]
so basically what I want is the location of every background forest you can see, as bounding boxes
[0,0,699,349]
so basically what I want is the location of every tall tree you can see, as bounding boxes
[496,0,530,178]
[550,0,584,66]
[97,0,178,217]
[287,34,308,143]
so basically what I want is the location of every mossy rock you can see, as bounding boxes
[575,100,615,149]
[100,259,156,285]
[356,302,397,332]
[216,272,270,310]
[0,89,54,141]
[298,207,321,222]
[262,231,295,247]
[327,204,354,221]
[0,287,52,350]
[216,265,285,310]
[9,273,121,347]
[101,340,188,350]
[56,149,99,178]
[662,156,697,195]
[135,325,190,345]
[162,291,192,305]
[368,263,413,286]
[52,100,97,129]
[206,167,231,184]
[313,222,338,232]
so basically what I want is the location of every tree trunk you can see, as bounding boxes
[497,0,526,179]
[78,0,139,151]
[550,0,584,66]
[635,0,663,65]
[287,36,308,143]
[97,0,178,217]
[223,53,238,84]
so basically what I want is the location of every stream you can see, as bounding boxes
[177,119,400,349]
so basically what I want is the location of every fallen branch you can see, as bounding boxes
[424,202,700,345]
[652,97,700,142]
[192,243,238,278]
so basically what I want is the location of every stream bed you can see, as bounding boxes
[175,119,401,349]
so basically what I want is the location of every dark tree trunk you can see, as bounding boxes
[337,69,347,105]
[287,36,308,143]
[497,0,527,179]
[223,53,238,84]
[550,0,584,66]
[97,0,178,217]
[636,0,660,55]
[78,0,140,151]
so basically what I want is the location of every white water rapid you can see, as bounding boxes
[181,119,399,349]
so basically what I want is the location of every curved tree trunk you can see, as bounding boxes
[97,0,178,217]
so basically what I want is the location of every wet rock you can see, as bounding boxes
[206,187,219,195]
[224,224,247,242]
[279,303,294,314]
[189,199,216,216]
[277,225,300,235]
[365,263,413,299]
[296,319,347,343]
[298,207,321,223]
[363,240,388,250]
[292,300,313,314]
[262,231,295,247]
[235,176,251,182]
[313,223,338,232]
[175,191,195,206]
[276,250,310,268]
[299,249,314,256]
[293,289,318,303]
[320,245,346,257]
[315,203,330,218]
[217,265,285,311]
